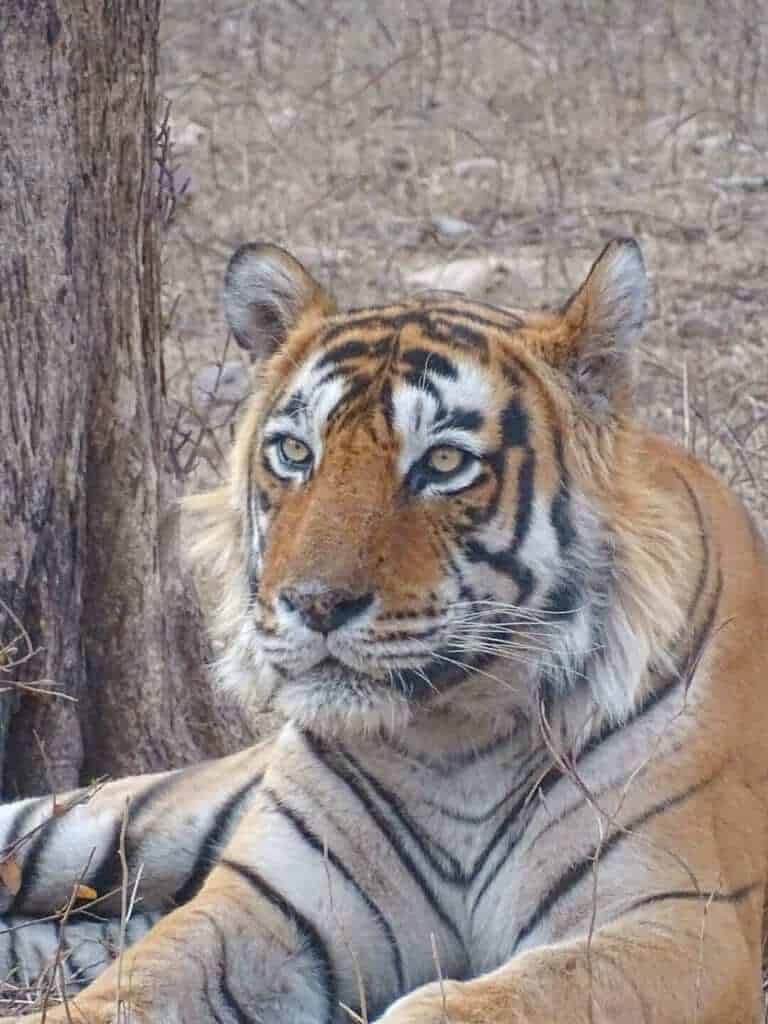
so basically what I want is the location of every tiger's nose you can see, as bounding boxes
[278,585,374,634]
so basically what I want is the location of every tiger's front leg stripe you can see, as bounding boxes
[260,786,406,996]
[172,773,263,906]
[219,858,337,1024]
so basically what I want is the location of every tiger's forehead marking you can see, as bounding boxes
[265,309,515,455]
[265,300,526,438]
[315,300,525,358]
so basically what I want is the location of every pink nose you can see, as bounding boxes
[278,585,373,634]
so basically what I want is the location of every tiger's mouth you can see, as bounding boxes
[263,641,509,737]
[271,648,497,702]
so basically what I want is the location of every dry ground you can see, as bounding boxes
[160,0,767,526]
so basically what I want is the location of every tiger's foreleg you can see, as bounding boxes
[0,860,337,1023]
[0,743,270,1002]
[0,848,390,1024]
[0,754,452,1024]
[0,742,270,922]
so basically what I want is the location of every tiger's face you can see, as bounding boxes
[194,240,648,734]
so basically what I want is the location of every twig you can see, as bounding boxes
[114,798,132,1023]
[1,779,107,866]
[430,933,450,1024]
[39,850,96,1024]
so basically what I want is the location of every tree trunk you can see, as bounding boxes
[0,0,253,798]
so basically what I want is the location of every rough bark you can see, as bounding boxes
[0,0,253,797]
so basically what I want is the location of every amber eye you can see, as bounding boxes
[277,436,312,467]
[425,445,466,475]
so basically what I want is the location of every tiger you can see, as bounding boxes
[0,236,766,1024]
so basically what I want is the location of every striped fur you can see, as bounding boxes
[1,239,767,1023]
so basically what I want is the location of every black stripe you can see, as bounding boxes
[315,368,346,391]
[435,408,483,432]
[617,882,756,918]
[384,731,513,780]
[2,797,47,854]
[500,360,522,387]
[217,926,253,1024]
[392,647,495,700]
[462,435,536,578]
[425,747,549,826]
[672,469,710,624]
[316,340,370,368]
[521,572,724,888]
[511,771,719,953]
[10,814,59,914]
[246,451,259,589]
[65,930,89,984]
[550,430,576,552]
[5,790,72,913]
[464,538,534,605]
[428,318,489,355]
[402,371,444,409]
[429,305,523,330]
[302,733,464,950]
[326,375,374,427]
[173,773,263,906]
[3,797,52,912]
[379,378,394,428]
[186,942,233,1024]
[7,920,20,981]
[280,391,306,421]
[84,771,183,908]
[262,787,405,996]
[219,859,336,1024]
[580,566,722,764]
[680,566,722,687]
[541,579,581,617]
[203,981,228,1024]
[319,314,401,345]
[401,348,457,381]
[499,400,528,448]
[339,750,464,884]
[469,763,563,910]
[512,449,535,547]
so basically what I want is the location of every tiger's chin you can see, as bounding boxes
[221,636,519,739]
[271,659,417,738]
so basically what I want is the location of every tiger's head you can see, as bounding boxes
[186,240,690,738]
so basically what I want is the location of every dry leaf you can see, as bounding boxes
[74,883,98,901]
[0,856,22,895]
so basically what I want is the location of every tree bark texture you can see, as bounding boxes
[0,1,253,797]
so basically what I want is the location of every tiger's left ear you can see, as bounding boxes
[223,243,337,360]
[556,238,647,414]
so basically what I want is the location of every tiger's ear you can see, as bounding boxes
[556,238,647,414]
[223,243,336,358]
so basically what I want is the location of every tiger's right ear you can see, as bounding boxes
[223,243,336,358]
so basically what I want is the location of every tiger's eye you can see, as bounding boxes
[426,446,464,474]
[278,436,312,465]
